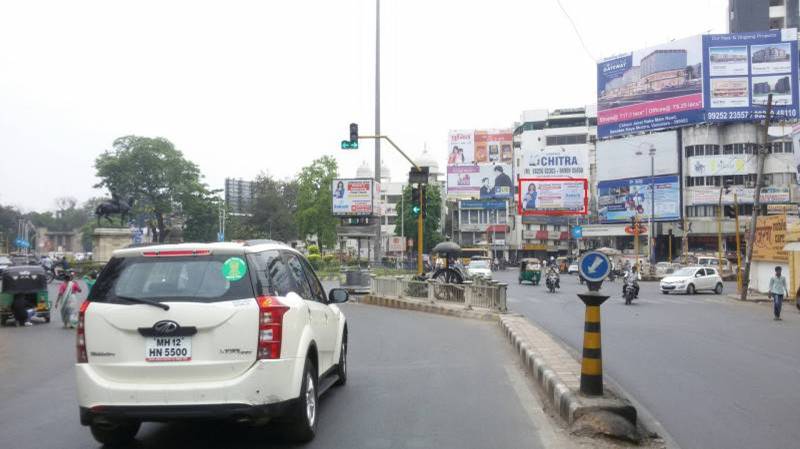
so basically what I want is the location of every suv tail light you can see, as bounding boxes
[257,296,289,360]
[76,301,90,363]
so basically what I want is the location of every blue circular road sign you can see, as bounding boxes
[579,251,611,283]
[571,226,583,239]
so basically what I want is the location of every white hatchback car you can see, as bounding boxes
[76,241,349,445]
[660,266,724,295]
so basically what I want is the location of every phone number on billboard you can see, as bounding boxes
[707,110,798,121]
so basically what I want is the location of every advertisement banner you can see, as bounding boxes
[460,200,507,210]
[598,175,681,223]
[447,164,513,200]
[703,29,799,122]
[518,138,589,178]
[688,186,791,204]
[332,178,374,216]
[792,123,800,184]
[597,35,704,138]
[687,154,757,176]
[596,130,679,181]
[518,178,588,215]
[388,236,406,252]
[474,129,513,164]
[447,130,475,165]
[752,215,790,262]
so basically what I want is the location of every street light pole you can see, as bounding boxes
[734,192,742,294]
[649,146,656,272]
[717,185,725,272]
[373,0,382,266]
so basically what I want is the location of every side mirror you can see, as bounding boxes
[695,272,702,278]
[328,288,349,304]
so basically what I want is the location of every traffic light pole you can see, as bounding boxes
[417,187,424,275]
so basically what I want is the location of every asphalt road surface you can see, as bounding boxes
[0,281,564,449]
[496,269,800,449]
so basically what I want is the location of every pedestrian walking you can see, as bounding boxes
[768,266,788,321]
[55,274,82,328]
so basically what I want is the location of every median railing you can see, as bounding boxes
[371,276,507,312]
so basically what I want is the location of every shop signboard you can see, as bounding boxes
[752,215,791,262]
[331,178,375,216]
[598,175,681,223]
[686,155,757,176]
[688,186,791,204]
[460,200,507,210]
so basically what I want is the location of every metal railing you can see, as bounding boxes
[371,276,507,312]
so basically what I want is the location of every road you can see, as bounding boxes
[495,269,800,449]
[0,281,564,449]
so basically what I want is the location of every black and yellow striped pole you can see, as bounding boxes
[578,291,608,396]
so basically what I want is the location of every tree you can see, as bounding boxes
[296,156,338,248]
[234,174,298,242]
[182,190,223,243]
[94,136,210,242]
[395,184,444,253]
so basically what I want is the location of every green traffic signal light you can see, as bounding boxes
[411,205,421,217]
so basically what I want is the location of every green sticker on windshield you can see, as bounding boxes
[222,257,247,281]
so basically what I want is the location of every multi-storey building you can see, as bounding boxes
[224,178,255,216]
[729,0,799,32]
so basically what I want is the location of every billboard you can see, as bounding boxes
[474,130,513,164]
[703,29,799,122]
[686,154,757,176]
[517,178,588,215]
[518,134,589,178]
[688,186,791,204]
[332,178,375,216]
[792,124,800,184]
[598,175,681,223]
[597,35,704,138]
[596,131,679,181]
[447,164,513,199]
[752,215,791,262]
[460,200,507,210]
[447,130,475,164]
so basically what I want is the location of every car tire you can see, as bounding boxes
[89,420,140,446]
[687,284,696,295]
[714,283,723,295]
[334,328,347,387]
[288,356,318,442]
[662,290,668,295]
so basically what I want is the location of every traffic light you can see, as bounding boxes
[341,123,359,149]
[410,187,421,218]
[724,205,736,219]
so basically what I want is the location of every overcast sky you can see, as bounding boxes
[0,0,727,212]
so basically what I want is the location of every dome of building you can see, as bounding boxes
[415,148,440,175]
[356,161,373,179]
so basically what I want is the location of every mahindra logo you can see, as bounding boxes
[152,320,180,335]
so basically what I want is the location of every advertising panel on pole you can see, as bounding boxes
[597,35,704,138]
[686,155,757,176]
[447,163,513,200]
[703,29,799,122]
[388,236,406,252]
[518,178,588,215]
[597,175,681,223]
[688,186,791,204]
[331,178,374,216]
[596,130,679,181]
[447,130,475,165]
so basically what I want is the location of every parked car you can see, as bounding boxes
[0,256,11,275]
[76,241,350,445]
[567,263,579,275]
[696,256,732,273]
[660,266,723,295]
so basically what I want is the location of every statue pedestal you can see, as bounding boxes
[93,228,133,263]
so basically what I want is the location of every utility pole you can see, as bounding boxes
[373,0,382,266]
[741,94,772,301]
[649,145,656,272]
[734,192,742,294]
[417,187,424,275]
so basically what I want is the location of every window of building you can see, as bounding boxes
[784,142,793,153]
[387,216,397,225]
[460,210,469,223]
[539,224,547,231]
[588,117,597,126]
[722,144,732,155]
[769,0,784,7]
[769,17,785,30]
[547,117,587,129]
[469,210,479,223]
[771,142,784,153]
[545,134,587,146]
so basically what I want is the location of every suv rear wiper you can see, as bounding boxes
[115,295,170,311]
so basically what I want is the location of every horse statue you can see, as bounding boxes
[95,196,135,226]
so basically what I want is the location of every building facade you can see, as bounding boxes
[224,178,255,216]
[729,0,799,33]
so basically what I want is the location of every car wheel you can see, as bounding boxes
[289,356,318,442]
[687,284,696,295]
[89,420,140,446]
[334,328,347,386]
[714,283,723,295]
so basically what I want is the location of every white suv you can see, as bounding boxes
[76,241,349,445]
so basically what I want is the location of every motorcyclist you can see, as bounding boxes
[623,265,640,298]
[546,262,560,289]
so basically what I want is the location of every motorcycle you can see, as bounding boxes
[545,272,560,293]
[622,276,639,305]
[45,266,76,284]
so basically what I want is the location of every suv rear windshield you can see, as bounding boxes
[89,255,254,304]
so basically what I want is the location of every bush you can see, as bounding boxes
[322,254,336,267]
[307,253,322,270]
[307,244,320,256]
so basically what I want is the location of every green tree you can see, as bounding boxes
[94,136,210,242]
[0,204,20,252]
[395,184,444,253]
[296,156,338,248]
[182,190,223,243]
[243,175,298,242]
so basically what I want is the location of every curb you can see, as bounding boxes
[499,314,640,442]
[359,295,500,321]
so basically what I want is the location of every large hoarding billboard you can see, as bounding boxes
[447,163,513,199]
[686,154,757,176]
[332,178,375,216]
[596,131,679,181]
[790,124,800,184]
[518,178,588,216]
[518,133,590,178]
[598,175,681,223]
[703,29,799,122]
[474,129,513,164]
[597,35,704,138]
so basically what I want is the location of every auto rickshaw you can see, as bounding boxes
[0,265,50,326]
[518,258,542,285]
